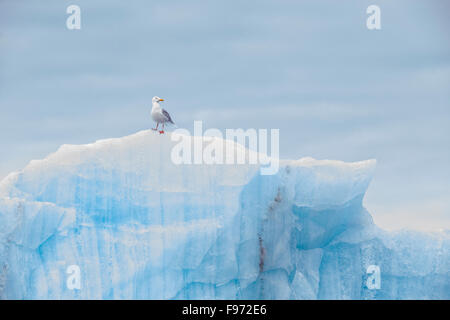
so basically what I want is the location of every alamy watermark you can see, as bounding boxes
[66,5,381,31]
[66,5,81,30]
[366,5,381,30]
[366,265,381,290]
[171,121,280,175]
[66,264,81,290]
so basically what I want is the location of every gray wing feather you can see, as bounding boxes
[162,109,174,124]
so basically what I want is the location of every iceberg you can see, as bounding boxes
[0,130,448,299]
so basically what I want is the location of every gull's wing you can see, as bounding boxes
[162,109,174,124]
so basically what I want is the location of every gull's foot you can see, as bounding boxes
[159,130,165,134]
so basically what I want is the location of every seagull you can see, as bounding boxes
[151,96,175,134]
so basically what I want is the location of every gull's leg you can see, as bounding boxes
[152,123,159,131]
[159,123,165,134]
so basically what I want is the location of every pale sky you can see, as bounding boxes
[1,0,449,231]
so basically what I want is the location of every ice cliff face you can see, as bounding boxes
[0,130,448,299]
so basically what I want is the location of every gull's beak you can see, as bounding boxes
[159,98,164,102]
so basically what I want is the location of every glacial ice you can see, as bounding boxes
[0,130,448,299]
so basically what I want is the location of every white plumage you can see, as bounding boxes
[151,96,175,134]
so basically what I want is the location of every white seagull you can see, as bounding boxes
[151,96,175,134]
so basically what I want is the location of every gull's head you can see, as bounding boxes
[152,96,164,104]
